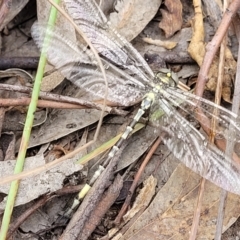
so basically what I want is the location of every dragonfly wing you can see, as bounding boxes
[155,98,240,195]
[163,87,240,143]
[64,0,108,26]
[31,23,144,105]
[64,0,155,83]
[67,64,144,105]
[31,23,96,74]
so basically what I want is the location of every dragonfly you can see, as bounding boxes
[31,0,240,204]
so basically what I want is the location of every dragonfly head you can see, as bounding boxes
[155,68,179,87]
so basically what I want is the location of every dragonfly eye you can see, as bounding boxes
[156,69,179,87]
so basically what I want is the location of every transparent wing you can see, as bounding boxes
[31,23,145,106]
[64,0,108,26]
[161,87,240,143]
[64,0,155,83]
[155,98,240,195]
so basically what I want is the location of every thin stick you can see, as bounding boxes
[214,1,229,238]
[0,83,111,111]
[195,0,240,98]
[189,178,206,240]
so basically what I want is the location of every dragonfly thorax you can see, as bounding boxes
[142,84,164,108]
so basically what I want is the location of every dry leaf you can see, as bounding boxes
[0,154,82,212]
[27,109,102,148]
[110,0,162,41]
[123,175,157,222]
[121,164,240,239]
[142,37,177,50]
[41,65,64,92]
[0,0,29,31]
[159,0,183,38]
